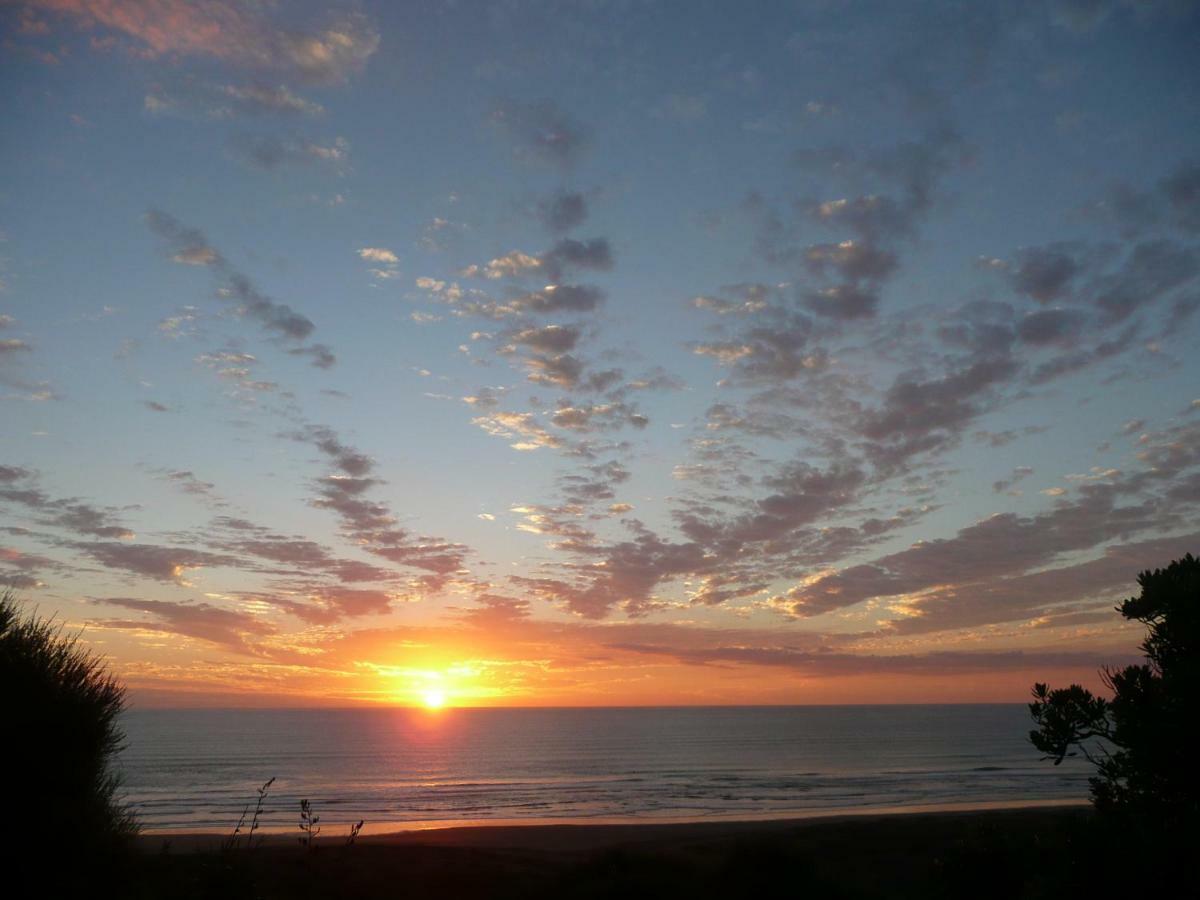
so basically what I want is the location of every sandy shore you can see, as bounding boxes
[124,803,1130,899]
[138,798,1088,855]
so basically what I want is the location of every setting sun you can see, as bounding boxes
[422,689,446,709]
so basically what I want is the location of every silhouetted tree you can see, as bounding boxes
[1029,554,1198,821]
[0,590,136,860]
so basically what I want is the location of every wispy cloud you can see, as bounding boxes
[27,1,380,84]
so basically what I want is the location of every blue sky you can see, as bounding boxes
[1,0,1198,705]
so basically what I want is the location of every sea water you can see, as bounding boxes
[117,705,1091,832]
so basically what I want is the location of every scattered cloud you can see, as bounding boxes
[537,190,588,233]
[490,99,588,168]
[28,2,380,84]
[145,80,324,118]
[147,210,319,342]
[229,134,349,171]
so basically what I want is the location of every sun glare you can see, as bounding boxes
[422,688,446,709]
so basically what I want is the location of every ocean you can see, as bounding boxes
[117,705,1091,833]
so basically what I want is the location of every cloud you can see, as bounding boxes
[145,209,221,266]
[810,129,966,239]
[30,2,380,84]
[803,283,880,320]
[238,585,394,624]
[1161,160,1200,233]
[461,250,543,280]
[462,386,504,409]
[692,312,822,382]
[229,134,349,171]
[513,284,605,315]
[558,460,630,505]
[449,284,606,319]
[525,353,584,389]
[358,247,398,264]
[490,99,588,167]
[307,586,392,617]
[513,530,711,619]
[677,459,866,548]
[804,240,898,282]
[301,425,469,577]
[145,80,324,118]
[778,433,1200,625]
[158,469,219,501]
[0,546,68,588]
[50,504,136,539]
[1016,308,1088,345]
[703,402,801,439]
[537,190,588,232]
[472,411,564,451]
[1008,243,1085,303]
[512,451,887,622]
[881,531,1200,636]
[0,465,33,483]
[147,211,318,342]
[457,592,531,626]
[93,596,274,654]
[540,238,614,280]
[1028,324,1137,385]
[202,514,393,584]
[744,133,967,343]
[497,322,619,395]
[419,217,466,253]
[196,350,279,394]
[358,247,399,282]
[77,541,240,583]
[694,133,971,394]
[287,343,337,369]
[0,334,31,355]
[993,466,1035,494]
[692,283,771,316]
[506,324,581,354]
[995,230,1198,373]
[1093,239,1199,323]
[461,238,613,287]
[550,401,648,432]
[855,355,1019,470]
[0,335,46,402]
[610,642,1135,678]
[1098,158,1200,237]
[0,467,135,539]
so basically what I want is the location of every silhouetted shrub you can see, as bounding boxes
[0,590,136,859]
[223,776,276,852]
[1029,554,1198,821]
[299,798,321,850]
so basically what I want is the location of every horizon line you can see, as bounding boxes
[125,700,1034,711]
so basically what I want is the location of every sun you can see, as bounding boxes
[421,688,446,709]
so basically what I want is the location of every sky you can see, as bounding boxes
[1,0,1198,708]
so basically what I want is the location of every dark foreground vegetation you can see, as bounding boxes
[122,807,1195,900]
[1029,554,1198,821]
[1,589,135,893]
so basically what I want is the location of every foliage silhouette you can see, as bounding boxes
[222,776,276,852]
[299,798,321,850]
[0,589,137,886]
[1029,554,1198,820]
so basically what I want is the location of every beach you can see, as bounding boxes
[129,804,1102,898]
[139,797,1088,852]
